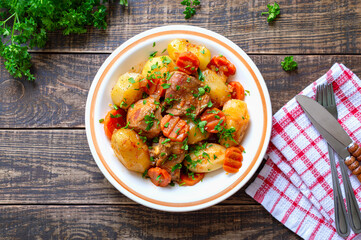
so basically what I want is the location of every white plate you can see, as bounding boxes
[85,25,272,212]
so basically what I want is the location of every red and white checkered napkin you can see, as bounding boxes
[246,63,361,240]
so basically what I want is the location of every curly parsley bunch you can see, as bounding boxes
[0,0,113,81]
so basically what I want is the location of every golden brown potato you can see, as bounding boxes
[111,129,151,173]
[184,143,226,173]
[141,56,175,80]
[187,120,210,144]
[167,39,211,70]
[111,72,144,109]
[220,99,250,147]
[202,69,231,106]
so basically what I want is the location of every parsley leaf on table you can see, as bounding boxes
[181,0,200,19]
[261,2,280,23]
[281,56,298,71]
[0,1,112,81]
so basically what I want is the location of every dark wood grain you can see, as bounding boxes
[30,0,361,54]
[0,205,300,239]
[0,129,259,205]
[1,54,360,128]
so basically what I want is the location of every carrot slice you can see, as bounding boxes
[179,172,205,186]
[176,52,200,75]
[103,109,126,139]
[160,114,189,142]
[223,147,243,173]
[207,55,236,77]
[228,81,245,100]
[148,167,171,187]
[200,108,226,133]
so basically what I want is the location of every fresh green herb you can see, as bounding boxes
[198,120,207,134]
[160,152,166,157]
[0,1,113,81]
[207,101,213,108]
[161,138,171,144]
[164,122,170,128]
[128,77,135,84]
[150,156,155,162]
[215,67,219,72]
[110,113,122,118]
[144,113,158,131]
[200,49,205,54]
[218,126,237,144]
[153,42,156,47]
[219,54,223,57]
[214,119,224,132]
[139,135,147,143]
[131,104,135,109]
[142,169,148,178]
[197,68,205,82]
[179,182,186,186]
[261,2,280,23]
[99,118,104,123]
[161,83,171,89]
[169,182,175,186]
[113,104,119,110]
[181,138,189,150]
[143,100,147,105]
[122,121,130,129]
[245,90,250,96]
[150,51,158,58]
[176,85,181,91]
[120,0,129,6]
[213,154,218,159]
[181,0,201,19]
[156,174,162,182]
[162,48,167,53]
[281,56,298,71]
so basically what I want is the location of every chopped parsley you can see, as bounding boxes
[164,122,170,128]
[142,169,148,178]
[99,118,104,123]
[143,100,147,105]
[150,51,158,58]
[144,113,158,131]
[110,113,123,118]
[161,138,171,144]
[261,2,280,23]
[207,101,213,108]
[197,68,205,82]
[122,121,130,129]
[128,77,135,84]
[113,104,119,110]
[161,83,171,89]
[162,48,167,53]
[200,49,205,54]
[153,42,156,47]
[198,120,207,134]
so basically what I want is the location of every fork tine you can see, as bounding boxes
[330,84,336,106]
[316,86,322,104]
[327,84,333,106]
[322,84,328,106]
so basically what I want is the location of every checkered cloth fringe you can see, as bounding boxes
[246,63,361,240]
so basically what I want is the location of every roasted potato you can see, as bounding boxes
[167,39,211,70]
[111,72,144,109]
[220,99,250,147]
[202,69,231,106]
[111,129,151,173]
[187,120,210,144]
[141,55,175,80]
[184,143,226,173]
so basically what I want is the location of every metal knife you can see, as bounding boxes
[296,94,361,233]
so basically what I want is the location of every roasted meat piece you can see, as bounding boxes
[165,71,210,117]
[126,96,162,138]
[149,137,186,181]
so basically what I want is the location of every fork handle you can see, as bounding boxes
[329,145,350,237]
[340,156,361,233]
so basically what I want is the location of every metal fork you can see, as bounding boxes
[318,84,361,236]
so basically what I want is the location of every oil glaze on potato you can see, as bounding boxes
[221,99,250,147]
[187,120,210,144]
[185,143,226,173]
[111,129,151,173]
[111,72,143,109]
[202,69,231,106]
[141,56,175,79]
[167,39,211,70]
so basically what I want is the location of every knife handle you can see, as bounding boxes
[345,156,361,183]
[348,143,361,161]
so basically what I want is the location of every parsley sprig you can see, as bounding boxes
[261,2,280,23]
[0,1,129,81]
[181,0,201,19]
[281,56,298,71]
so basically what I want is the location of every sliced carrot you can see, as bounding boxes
[228,81,245,100]
[200,108,226,133]
[103,109,126,139]
[223,147,243,173]
[176,52,200,75]
[179,172,205,186]
[148,167,171,187]
[160,114,189,142]
[207,56,236,77]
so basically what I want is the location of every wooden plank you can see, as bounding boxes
[1,54,361,128]
[0,129,259,204]
[32,0,361,54]
[0,205,300,239]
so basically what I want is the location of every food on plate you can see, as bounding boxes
[111,129,151,173]
[101,39,249,187]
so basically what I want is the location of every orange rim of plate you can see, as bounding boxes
[90,30,268,207]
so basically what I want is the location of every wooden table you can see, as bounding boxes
[1,1,360,239]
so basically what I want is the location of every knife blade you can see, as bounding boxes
[295,95,352,159]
